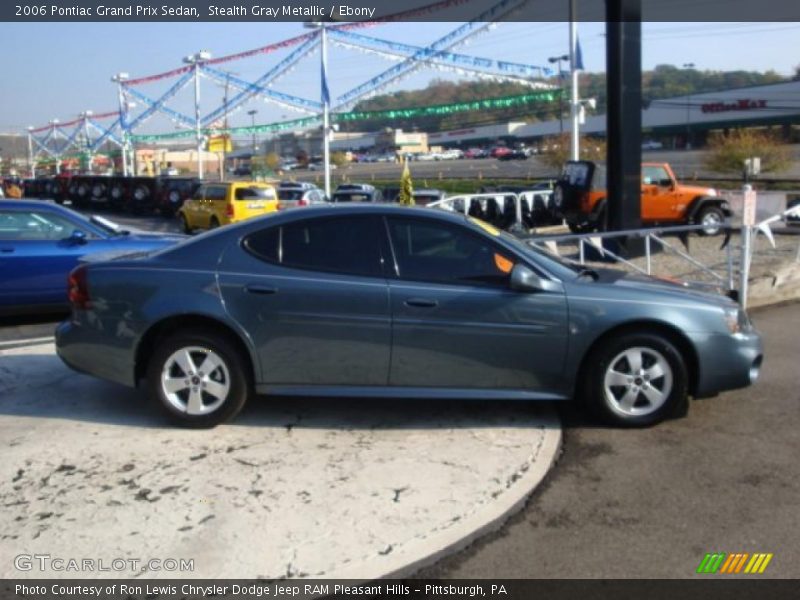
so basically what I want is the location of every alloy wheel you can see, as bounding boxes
[160,346,230,415]
[603,346,673,417]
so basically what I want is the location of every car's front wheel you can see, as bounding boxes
[179,213,191,234]
[697,205,725,236]
[585,333,688,427]
[147,331,251,428]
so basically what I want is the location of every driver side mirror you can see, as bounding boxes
[510,264,560,293]
[68,229,88,245]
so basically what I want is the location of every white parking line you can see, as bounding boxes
[0,336,55,348]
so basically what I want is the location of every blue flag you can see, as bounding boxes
[575,35,585,71]
[321,43,331,106]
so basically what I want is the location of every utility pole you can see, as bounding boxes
[548,54,569,134]
[248,109,258,153]
[50,119,60,175]
[569,0,580,161]
[112,72,130,176]
[305,21,332,199]
[683,62,696,150]
[27,126,35,178]
[184,50,212,178]
[81,110,93,173]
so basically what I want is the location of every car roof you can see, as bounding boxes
[0,199,64,210]
[274,202,469,223]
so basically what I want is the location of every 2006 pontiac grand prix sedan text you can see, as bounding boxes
[56,204,763,428]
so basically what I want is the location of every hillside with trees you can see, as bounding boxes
[340,65,786,133]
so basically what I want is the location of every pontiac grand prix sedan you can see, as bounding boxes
[56,205,763,428]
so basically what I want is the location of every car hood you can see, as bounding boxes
[593,268,735,308]
[678,184,717,197]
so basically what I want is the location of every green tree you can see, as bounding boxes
[330,151,349,168]
[704,130,791,175]
[539,134,607,171]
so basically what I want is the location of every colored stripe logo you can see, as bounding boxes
[697,552,773,574]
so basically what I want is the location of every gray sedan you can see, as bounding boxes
[56,204,763,428]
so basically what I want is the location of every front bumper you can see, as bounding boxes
[690,329,763,397]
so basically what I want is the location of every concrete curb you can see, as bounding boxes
[330,409,562,580]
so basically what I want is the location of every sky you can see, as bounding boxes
[1,21,799,135]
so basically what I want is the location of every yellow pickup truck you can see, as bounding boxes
[178,181,278,233]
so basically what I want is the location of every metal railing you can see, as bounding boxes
[524,223,737,294]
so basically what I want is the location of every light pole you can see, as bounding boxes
[49,119,60,174]
[27,126,35,178]
[183,50,212,178]
[112,72,130,176]
[248,109,258,153]
[305,20,331,199]
[80,110,93,173]
[548,54,569,134]
[683,62,695,150]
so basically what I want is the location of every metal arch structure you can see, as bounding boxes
[27,111,122,175]
[26,0,559,179]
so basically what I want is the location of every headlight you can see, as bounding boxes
[723,306,751,334]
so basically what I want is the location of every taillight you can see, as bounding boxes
[67,265,91,310]
[298,198,309,207]
[226,203,234,217]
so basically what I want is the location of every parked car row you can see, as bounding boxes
[22,175,203,216]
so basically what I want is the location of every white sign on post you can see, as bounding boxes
[743,188,757,227]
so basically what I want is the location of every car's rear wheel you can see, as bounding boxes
[697,206,725,236]
[147,331,250,428]
[209,216,220,229]
[585,333,688,427]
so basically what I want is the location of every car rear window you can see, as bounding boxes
[235,187,276,201]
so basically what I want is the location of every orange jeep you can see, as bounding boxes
[553,161,731,235]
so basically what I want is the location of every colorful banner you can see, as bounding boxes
[128,90,559,143]
[335,90,560,122]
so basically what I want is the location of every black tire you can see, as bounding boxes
[568,220,595,234]
[179,213,192,234]
[146,330,251,428]
[696,205,725,236]
[583,332,689,428]
[209,216,220,229]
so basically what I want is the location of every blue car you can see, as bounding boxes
[56,204,762,429]
[0,200,185,314]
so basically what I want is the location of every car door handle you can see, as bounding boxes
[404,297,438,308]
[0,248,14,254]
[244,284,277,295]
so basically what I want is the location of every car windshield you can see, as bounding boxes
[278,190,305,201]
[87,214,125,236]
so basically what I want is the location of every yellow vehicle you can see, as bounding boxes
[177,181,278,232]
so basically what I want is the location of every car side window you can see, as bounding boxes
[387,217,515,288]
[643,166,670,186]
[0,210,85,241]
[244,215,385,278]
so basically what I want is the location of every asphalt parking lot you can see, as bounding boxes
[419,301,800,579]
